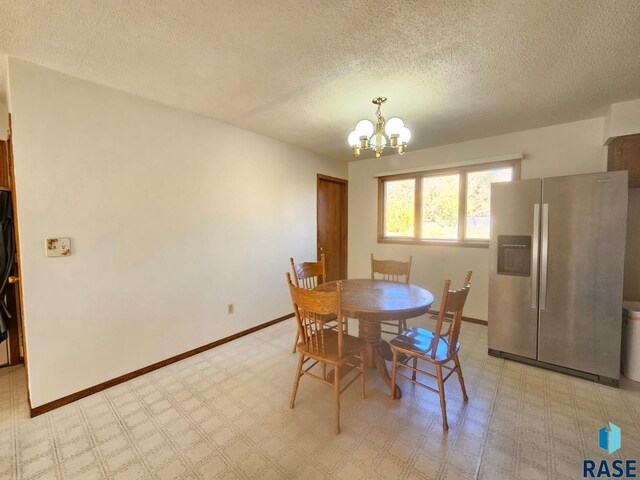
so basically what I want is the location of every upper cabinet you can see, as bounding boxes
[608,133,640,187]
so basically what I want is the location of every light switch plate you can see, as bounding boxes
[45,238,71,257]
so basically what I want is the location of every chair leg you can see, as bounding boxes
[454,353,468,402]
[292,330,299,354]
[289,353,304,409]
[360,354,366,399]
[334,366,341,434]
[390,349,398,400]
[436,364,448,431]
[344,318,349,335]
[411,356,418,381]
[399,319,407,334]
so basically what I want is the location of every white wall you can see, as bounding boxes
[348,117,607,321]
[8,58,346,408]
[604,99,640,143]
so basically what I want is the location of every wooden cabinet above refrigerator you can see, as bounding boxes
[608,133,640,187]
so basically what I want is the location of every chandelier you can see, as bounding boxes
[348,97,411,158]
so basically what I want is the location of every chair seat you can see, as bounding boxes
[390,327,459,363]
[297,330,366,365]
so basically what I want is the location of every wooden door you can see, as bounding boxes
[0,115,25,366]
[317,174,348,281]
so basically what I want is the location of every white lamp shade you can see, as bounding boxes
[355,119,374,138]
[369,133,387,148]
[385,117,404,136]
[399,126,411,143]
[348,130,360,147]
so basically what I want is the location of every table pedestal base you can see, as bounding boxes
[359,318,402,399]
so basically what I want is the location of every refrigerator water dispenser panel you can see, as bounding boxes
[497,235,531,276]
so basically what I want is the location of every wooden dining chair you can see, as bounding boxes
[291,254,327,289]
[290,254,346,352]
[286,273,366,434]
[371,254,413,334]
[389,270,472,431]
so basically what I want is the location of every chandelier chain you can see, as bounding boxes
[375,104,385,124]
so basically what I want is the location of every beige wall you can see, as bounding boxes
[8,58,346,408]
[348,117,607,320]
[0,103,7,141]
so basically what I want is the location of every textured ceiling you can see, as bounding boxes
[1,0,640,160]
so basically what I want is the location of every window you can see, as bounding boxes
[378,160,520,246]
[383,179,415,237]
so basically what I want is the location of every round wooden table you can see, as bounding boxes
[315,279,434,397]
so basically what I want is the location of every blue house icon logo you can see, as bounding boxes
[598,422,621,454]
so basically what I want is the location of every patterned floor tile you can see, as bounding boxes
[0,319,638,479]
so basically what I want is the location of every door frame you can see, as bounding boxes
[317,174,348,279]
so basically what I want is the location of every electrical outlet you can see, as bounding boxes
[227,304,234,314]
[45,238,71,257]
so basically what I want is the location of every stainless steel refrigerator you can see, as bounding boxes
[488,171,628,385]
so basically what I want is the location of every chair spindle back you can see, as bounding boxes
[286,272,344,359]
[290,254,327,289]
[370,254,412,283]
[431,270,472,359]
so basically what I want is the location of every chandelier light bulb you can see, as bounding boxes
[384,117,404,137]
[355,119,374,138]
[348,130,360,147]
[399,126,411,143]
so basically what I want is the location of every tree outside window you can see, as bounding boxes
[378,160,519,246]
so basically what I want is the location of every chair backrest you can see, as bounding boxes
[370,254,412,283]
[431,270,472,359]
[286,272,345,359]
[290,254,327,289]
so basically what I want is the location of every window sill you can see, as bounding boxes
[377,237,489,248]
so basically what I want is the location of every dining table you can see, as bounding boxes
[315,278,435,398]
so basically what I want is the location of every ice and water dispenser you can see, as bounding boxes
[497,235,531,277]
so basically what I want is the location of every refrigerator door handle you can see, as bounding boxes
[531,204,540,309]
[540,203,549,311]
